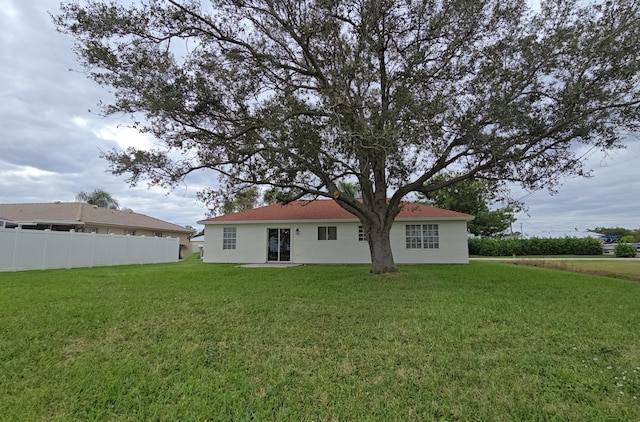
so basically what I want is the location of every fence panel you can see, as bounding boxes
[0,229,17,270]
[0,228,180,272]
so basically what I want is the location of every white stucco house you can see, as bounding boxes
[197,200,473,265]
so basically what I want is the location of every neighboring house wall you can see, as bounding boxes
[78,225,192,253]
[0,228,180,272]
[202,219,469,265]
[190,235,205,256]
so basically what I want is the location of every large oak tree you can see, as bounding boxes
[54,0,640,273]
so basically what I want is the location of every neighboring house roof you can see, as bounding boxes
[198,200,473,224]
[0,202,192,233]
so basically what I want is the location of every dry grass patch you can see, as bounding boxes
[508,259,640,282]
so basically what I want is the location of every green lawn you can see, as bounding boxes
[1,258,639,420]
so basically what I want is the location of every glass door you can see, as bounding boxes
[267,228,291,262]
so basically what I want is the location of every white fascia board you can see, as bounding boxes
[203,216,473,225]
[14,219,85,226]
[202,218,359,225]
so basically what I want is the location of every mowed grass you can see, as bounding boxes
[1,257,639,421]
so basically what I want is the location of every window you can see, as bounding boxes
[406,224,439,249]
[318,226,337,240]
[125,230,136,236]
[154,232,163,237]
[358,226,368,242]
[223,227,237,250]
[86,227,99,234]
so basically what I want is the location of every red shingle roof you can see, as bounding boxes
[198,200,473,223]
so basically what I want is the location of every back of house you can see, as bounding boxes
[198,200,473,265]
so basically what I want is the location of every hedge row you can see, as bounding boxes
[468,237,603,256]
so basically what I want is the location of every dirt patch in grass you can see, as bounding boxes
[507,260,640,282]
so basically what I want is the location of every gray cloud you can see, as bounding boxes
[514,138,640,236]
[0,0,208,228]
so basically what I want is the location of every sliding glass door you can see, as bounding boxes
[267,228,291,262]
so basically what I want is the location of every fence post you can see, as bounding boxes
[90,232,97,268]
[66,230,75,269]
[109,234,116,266]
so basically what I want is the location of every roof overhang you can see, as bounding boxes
[13,219,84,226]
[200,216,474,225]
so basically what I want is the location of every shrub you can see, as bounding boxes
[468,237,501,256]
[467,238,483,256]
[614,243,637,258]
[468,237,604,256]
[566,237,605,255]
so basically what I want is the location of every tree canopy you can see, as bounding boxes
[221,186,261,214]
[418,174,517,238]
[55,0,640,273]
[75,189,120,209]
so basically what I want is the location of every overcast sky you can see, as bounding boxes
[1,0,638,235]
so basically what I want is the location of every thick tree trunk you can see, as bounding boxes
[335,192,399,274]
[367,224,398,274]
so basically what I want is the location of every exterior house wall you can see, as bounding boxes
[391,219,469,264]
[79,225,192,254]
[202,219,469,265]
[291,221,371,264]
[204,223,267,263]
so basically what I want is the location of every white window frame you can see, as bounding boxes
[223,227,237,250]
[406,224,439,249]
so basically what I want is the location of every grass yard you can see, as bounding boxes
[1,257,639,421]
[507,258,640,282]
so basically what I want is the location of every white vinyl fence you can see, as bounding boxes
[0,228,180,272]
